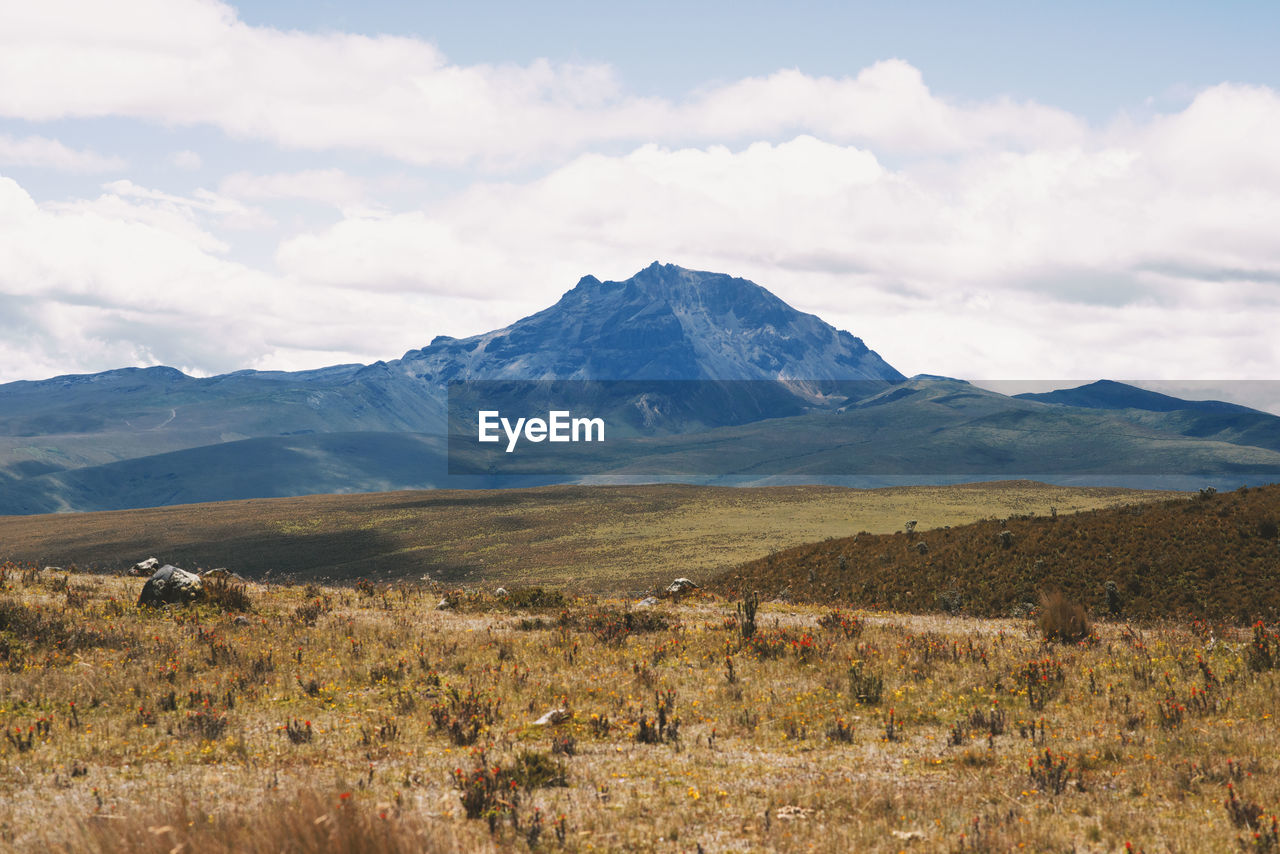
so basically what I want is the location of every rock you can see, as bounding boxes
[232,615,251,626]
[664,577,699,596]
[137,565,203,608]
[200,568,244,581]
[495,587,509,597]
[636,596,660,607]
[131,557,160,577]
[532,708,571,726]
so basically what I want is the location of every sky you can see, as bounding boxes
[1,1,1278,409]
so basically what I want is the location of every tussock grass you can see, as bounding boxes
[2,561,1279,851]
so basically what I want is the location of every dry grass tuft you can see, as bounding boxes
[43,790,490,854]
[1037,590,1092,644]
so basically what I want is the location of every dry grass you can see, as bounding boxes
[2,562,1279,852]
[1038,590,1092,644]
[0,481,1173,592]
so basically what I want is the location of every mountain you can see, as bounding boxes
[0,264,1277,515]
[0,264,906,512]
[1015,380,1280,454]
[451,377,1280,478]
[403,262,902,383]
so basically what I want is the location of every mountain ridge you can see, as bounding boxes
[0,263,1276,514]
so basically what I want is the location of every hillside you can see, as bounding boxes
[0,481,1174,592]
[712,483,1280,623]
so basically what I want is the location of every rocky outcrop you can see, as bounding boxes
[137,565,203,608]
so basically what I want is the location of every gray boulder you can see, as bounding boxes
[131,557,161,577]
[138,565,203,608]
[664,577,699,596]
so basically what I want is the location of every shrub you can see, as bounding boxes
[204,578,252,612]
[504,587,568,611]
[1247,622,1277,673]
[816,609,863,638]
[849,663,884,705]
[738,592,759,640]
[509,749,568,791]
[1105,581,1122,617]
[1028,749,1074,795]
[1037,591,1091,644]
[576,608,670,645]
[635,690,679,744]
[429,687,502,746]
[285,719,313,744]
[181,710,229,741]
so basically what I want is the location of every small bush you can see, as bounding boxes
[738,592,759,640]
[204,578,253,612]
[505,587,568,610]
[181,710,229,741]
[285,719,313,744]
[429,687,502,746]
[510,749,568,791]
[1028,749,1074,795]
[849,663,884,705]
[1247,622,1277,673]
[1037,591,1091,644]
[816,609,863,638]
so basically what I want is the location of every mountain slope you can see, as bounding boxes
[398,262,903,383]
[1016,380,1280,454]
[451,377,1280,477]
[711,483,1280,623]
[0,263,900,483]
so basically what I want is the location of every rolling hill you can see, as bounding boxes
[711,482,1280,623]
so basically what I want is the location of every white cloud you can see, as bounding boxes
[0,2,1083,167]
[0,133,125,172]
[270,83,1280,383]
[0,5,1276,398]
[219,169,366,207]
[0,173,523,383]
[92,179,275,232]
[170,149,202,170]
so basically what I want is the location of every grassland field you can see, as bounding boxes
[0,482,1176,593]
[2,567,1280,853]
[5,480,1274,853]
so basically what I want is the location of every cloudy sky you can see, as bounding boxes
[1,0,1277,408]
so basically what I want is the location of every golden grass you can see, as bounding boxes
[2,563,1278,852]
[0,481,1175,592]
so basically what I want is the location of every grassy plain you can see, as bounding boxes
[2,567,1280,853]
[0,482,1174,592]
